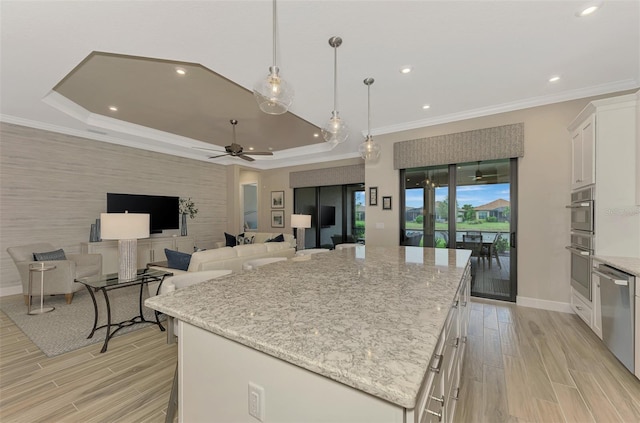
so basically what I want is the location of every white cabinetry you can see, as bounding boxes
[591,271,602,339]
[636,292,639,380]
[81,236,194,275]
[568,93,639,258]
[570,114,595,190]
[570,288,592,327]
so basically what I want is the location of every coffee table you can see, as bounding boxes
[75,268,173,353]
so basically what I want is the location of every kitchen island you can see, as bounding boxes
[146,246,471,422]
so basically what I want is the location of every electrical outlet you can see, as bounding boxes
[248,382,265,421]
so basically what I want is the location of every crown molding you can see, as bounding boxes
[371,79,640,136]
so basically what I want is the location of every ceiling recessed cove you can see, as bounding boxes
[49,51,322,155]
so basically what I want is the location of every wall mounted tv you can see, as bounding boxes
[320,205,336,227]
[107,193,179,234]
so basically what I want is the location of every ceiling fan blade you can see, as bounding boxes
[245,151,273,156]
[208,153,231,159]
[193,146,226,152]
[238,154,255,162]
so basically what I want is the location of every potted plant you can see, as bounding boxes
[179,198,198,236]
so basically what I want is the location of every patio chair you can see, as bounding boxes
[462,234,485,268]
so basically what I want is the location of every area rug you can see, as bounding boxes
[0,285,165,357]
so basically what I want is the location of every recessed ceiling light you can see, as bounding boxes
[576,1,602,17]
[400,66,412,74]
[549,75,561,82]
[313,133,319,138]
[108,106,118,112]
[268,147,273,151]
[248,147,254,151]
[422,104,431,110]
[175,67,186,75]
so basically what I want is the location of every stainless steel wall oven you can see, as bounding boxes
[566,187,594,300]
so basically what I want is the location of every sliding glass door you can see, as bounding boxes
[294,184,365,249]
[401,158,517,302]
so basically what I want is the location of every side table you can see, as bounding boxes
[28,263,56,315]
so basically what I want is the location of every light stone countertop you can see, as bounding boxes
[145,246,471,409]
[593,255,640,277]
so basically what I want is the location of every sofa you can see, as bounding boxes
[151,241,295,275]
[215,232,296,249]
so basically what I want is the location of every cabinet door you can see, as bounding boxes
[571,129,583,189]
[137,241,152,269]
[580,116,595,186]
[176,236,195,253]
[591,272,602,339]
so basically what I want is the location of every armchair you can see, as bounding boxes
[7,243,102,304]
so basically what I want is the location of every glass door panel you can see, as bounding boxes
[455,159,513,300]
[319,186,342,249]
[402,165,449,248]
[294,187,317,249]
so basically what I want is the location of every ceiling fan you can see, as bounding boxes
[193,119,273,162]
[470,161,498,181]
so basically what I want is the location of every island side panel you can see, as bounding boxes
[179,321,405,423]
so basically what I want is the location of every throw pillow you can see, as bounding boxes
[224,232,237,247]
[165,249,192,271]
[238,234,255,245]
[265,234,285,243]
[33,249,66,261]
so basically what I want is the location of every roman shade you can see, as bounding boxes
[393,123,524,169]
[289,164,364,188]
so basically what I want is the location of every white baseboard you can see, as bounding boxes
[516,295,572,313]
[0,285,23,297]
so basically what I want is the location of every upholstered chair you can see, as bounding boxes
[7,243,102,304]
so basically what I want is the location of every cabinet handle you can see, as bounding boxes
[452,387,460,400]
[452,300,459,309]
[424,407,442,422]
[429,354,443,373]
[431,395,445,404]
[450,337,460,348]
[575,305,583,311]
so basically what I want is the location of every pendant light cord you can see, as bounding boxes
[367,83,371,137]
[333,45,338,112]
[272,0,277,67]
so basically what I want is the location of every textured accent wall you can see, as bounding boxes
[393,123,524,169]
[0,123,227,293]
[289,164,365,188]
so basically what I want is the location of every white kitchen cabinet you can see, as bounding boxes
[568,93,639,258]
[570,288,592,327]
[81,235,194,274]
[635,293,639,380]
[591,270,602,339]
[570,114,595,190]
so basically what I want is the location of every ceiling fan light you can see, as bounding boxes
[321,111,349,144]
[253,66,294,115]
[359,136,381,161]
[476,169,483,180]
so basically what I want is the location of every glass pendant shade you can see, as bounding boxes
[254,0,293,115]
[360,77,381,161]
[253,66,294,115]
[321,111,349,144]
[359,136,381,161]
[323,36,348,144]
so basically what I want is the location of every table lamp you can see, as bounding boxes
[100,212,150,281]
[291,214,311,251]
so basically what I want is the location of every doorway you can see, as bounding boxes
[400,158,517,301]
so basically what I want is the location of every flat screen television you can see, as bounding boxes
[107,193,179,234]
[320,205,335,227]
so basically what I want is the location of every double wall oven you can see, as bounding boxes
[566,187,595,300]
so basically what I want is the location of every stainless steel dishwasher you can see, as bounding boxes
[593,264,636,373]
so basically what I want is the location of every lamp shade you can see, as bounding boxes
[290,214,311,229]
[100,213,150,240]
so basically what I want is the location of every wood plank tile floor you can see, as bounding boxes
[2,296,639,422]
[454,299,640,423]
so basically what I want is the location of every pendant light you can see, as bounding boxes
[253,0,293,115]
[321,36,349,144]
[358,77,381,161]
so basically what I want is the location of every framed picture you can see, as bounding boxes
[271,210,284,228]
[271,191,284,209]
[369,187,378,206]
[382,196,392,210]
